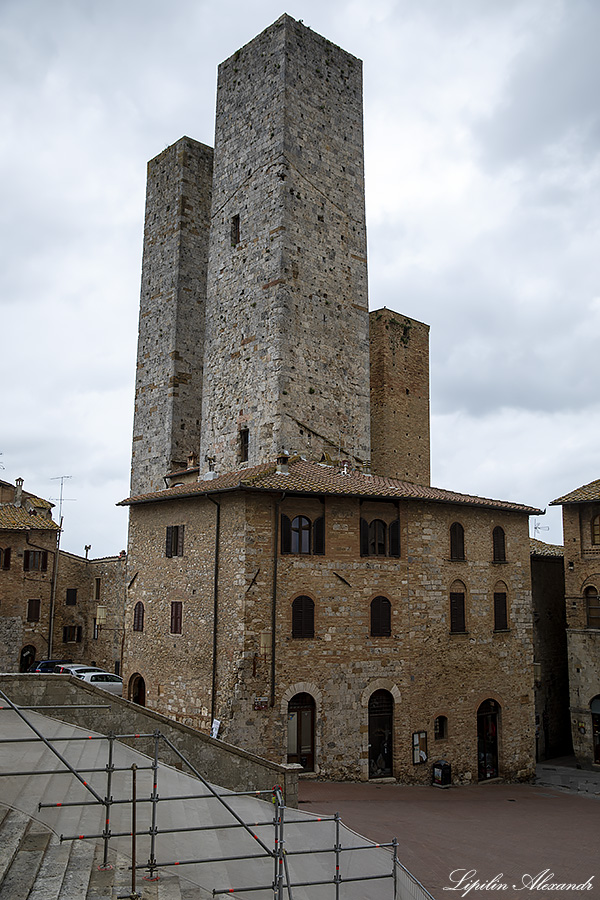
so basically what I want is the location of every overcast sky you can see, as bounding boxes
[1,0,598,557]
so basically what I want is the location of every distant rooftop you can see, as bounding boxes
[530,537,564,557]
[550,478,600,505]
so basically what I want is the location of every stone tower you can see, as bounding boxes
[198,15,371,472]
[130,138,213,496]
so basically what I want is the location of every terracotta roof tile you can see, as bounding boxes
[550,478,600,505]
[120,457,542,515]
[0,506,60,531]
[530,537,564,557]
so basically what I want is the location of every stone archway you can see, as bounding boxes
[19,645,36,672]
[129,673,146,706]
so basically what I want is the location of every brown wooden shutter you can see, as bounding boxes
[494,592,508,630]
[23,550,30,571]
[360,518,369,556]
[389,520,400,557]
[450,592,465,632]
[41,551,48,572]
[177,525,184,557]
[281,515,292,553]
[2,548,10,569]
[165,526,173,558]
[171,601,183,634]
[313,516,325,555]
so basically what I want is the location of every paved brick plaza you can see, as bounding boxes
[299,779,599,900]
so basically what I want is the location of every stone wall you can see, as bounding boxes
[131,137,213,496]
[370,309,430,484]
[199,15,371,472]
[0,674,298,805]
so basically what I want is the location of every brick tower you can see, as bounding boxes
[198,15,371,472]
[130,138,213,495]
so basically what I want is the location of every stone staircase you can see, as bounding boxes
[0,805,203,900]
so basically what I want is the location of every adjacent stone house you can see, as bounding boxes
[550,479,600,765]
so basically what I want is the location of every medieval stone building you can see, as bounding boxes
[551,479,600,766]
[121,15,541,784]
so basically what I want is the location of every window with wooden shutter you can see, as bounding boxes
[170,601,183,634]
[166,525,184,558]
[23,550,48,572]
[369,519,386,556]
[494,592,508,631]
[592,516,600,545]
[585,586,600,629]
[371,596,391,637]
[450,591,466,633]
[450,522,465,560]
[313,516,325,555]
[389,520,401,557]
[133,601,145,632]
[27,599,41,622]
[493,526,506,562]
[292,596,314,638]
[291,516,310,553]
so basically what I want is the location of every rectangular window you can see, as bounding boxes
[23,550,48,572]
[494,592,508,631]
[450,592,466,633]
[231,214,240,246]
[94,577,101,600]
[62,625,82,643]
[27,599,41,622]
[66,588,77,605]
[239,428,249,463]
[165,525,184,558]
[1,547,11,570]
[170,601,183,634]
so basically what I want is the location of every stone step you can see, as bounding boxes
[0,808,30,888]
[0,820,51,900]
[157,874,184,900]
[27,833,72,900]
[58,835,98,900]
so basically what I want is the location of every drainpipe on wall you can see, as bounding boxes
[207,495,221,726]
[270,493,285,707]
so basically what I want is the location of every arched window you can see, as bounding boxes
[370,596,391,636]
[360,518,399,557]
[133,601,144,632]
[450,522,465,560]
[292,596,314,638]
[434,715,448,740]
[592,516,600,546]
[493,526,506,562]
[585,586,600,629]
[493,583,508,631]
[291,516,311,553]
[450,581,466,633]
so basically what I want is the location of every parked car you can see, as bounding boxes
[76,671,123,696]
[56,664,104,676]
[27,659,73,673]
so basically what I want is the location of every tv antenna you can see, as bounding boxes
[50,475,75,520]
[532,518,550,538]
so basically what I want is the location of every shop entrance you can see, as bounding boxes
[287,693,315,771]
[591,696,600,764]
[368,689,394,778]
[477,699,500,780]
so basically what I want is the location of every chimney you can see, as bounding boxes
[276,450,290,475]
[187,451,199,469]
[14,477,24,507]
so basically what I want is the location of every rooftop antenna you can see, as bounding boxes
[50,475,74,521]
[532,518,550,539]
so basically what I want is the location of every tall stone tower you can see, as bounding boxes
[130,138,213,495]
[198,15,371,472]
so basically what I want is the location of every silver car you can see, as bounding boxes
[77,671,123,696]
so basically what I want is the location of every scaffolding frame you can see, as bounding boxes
[0,689,433,899]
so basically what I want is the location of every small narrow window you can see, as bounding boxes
[585,586,600,629]
[370,596,391,637]
[434,716,448,740]
[133,601,145,633]
[292,595,314,638]
[450,522,465,560]
[27,599,41,622]
[239,428,249,463]
[66,588,77,606]
[1,548,11,570]
[450,589,466,633]
[231,214,240,246]
[493,526,506,562]
[592,516,600,546]
[313,516,325,555]
[165,525,184,558]
[291,516,311,553]
[94,577,101,600]
[494,592,508,631]
[170,601,183,634]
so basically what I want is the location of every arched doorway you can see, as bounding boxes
[477,699,500,780]
[129,673,146,706]
[287,692,315,771]
[19,645,36,672]
[368,689,394,778]
[591,696,600,764]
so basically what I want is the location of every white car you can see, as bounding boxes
[77,671,123,696]
[57,664,105,676]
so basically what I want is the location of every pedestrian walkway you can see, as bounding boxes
[535,754,600,794]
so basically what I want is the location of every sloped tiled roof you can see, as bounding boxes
[530,537,564,557]
[0,505,60,531]
[120,457,542,515]
[550,478,600,505]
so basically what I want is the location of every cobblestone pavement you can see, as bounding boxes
[299,768,599,900]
